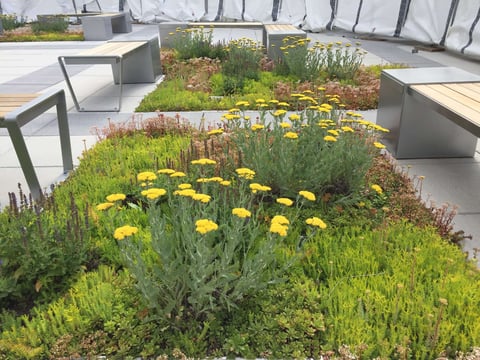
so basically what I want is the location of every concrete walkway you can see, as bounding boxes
[0,24,479,265]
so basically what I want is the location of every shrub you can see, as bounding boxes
[0,14,27,31]
[31,16,68,34]
[0,190,90,313]
[277,37,365,83]
[170,26,226,60]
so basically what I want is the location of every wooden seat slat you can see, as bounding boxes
[410,83,480,131]
[78,41,145,57]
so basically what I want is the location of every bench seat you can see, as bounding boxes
[81,12,132,41]
[58,38,161,112]
[0,90,73,200]
[377,67,480,158]
[408,83,480,137]
[263,23,306,60]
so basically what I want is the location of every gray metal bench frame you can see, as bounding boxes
[263,23,306,61]
[81,12,132,41]
[377,67,480,158]
[0,89,73,200]
[58,38,161,112]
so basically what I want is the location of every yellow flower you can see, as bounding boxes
[170,171,186,178]
[341,126,354,132]
[195,219,218,234]
[137,171,157,182]
[157,168,176,174]
[251,124,265,131]
[324,135,337,142]
[371,184,383,194]
[299,190,316,201]
[288,114,301,121]
[327,129,339,136]
[178,183,192,189]
[96,202,114,211]
[374,141,386,149]
[174,189,196,197]
[280,122,292,128]
[191,158,217,165]
[269,222,288,236]
[235,100,250,107]
[192,193,211,203]
[141,188,167,200]
[208,129,224,136]
[220,180,231,186]
[236,167,256,179]
[284,132,298,139]
[306,217,327,229]
[271,215,290,225]
[232,207,252,218]
[276,198,293,207]
[113,225,138,240]
[256,98,266,103]
[278,102,290,107]
[250,183,272,193]
[273,109,287,117]
[106,193,126,202]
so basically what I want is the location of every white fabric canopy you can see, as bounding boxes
[1,0,479,59]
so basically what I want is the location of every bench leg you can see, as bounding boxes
[6,124,43,201]
[56,90,74,173]
[59,56,123,112]
[3,89,74,201]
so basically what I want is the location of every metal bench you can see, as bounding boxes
[0,89,73,201]
[58,38,162,112]
[263,23,306,61]
[81,12,132,41]
[377,67,480,158]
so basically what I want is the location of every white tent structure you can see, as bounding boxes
[1,0,479,58]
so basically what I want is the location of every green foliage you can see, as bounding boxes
[0,14,27,31]
[170,26,226,60]
[0,192,90,312]
[116,164,292,327]
[0,32,84,42]
[220,38,263,95]
[1,101,480,359]
[277,37,365,82]
[0,266,144,359]
[222,98,382,203]
[31,16,68,34]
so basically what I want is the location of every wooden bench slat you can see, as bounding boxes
[410,83,480,128]
[78,41,145,57]
[444,83,480,99]
[0,94,40,118]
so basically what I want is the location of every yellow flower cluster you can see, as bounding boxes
[141,188,167,200]
[192,193,211,203]
[195,219,218,234]
[106,193,126,202]
[299,190,316,201]
[236,167,256,179]
[96,202,114,211]
[251,124,265,131]
[137,172,157,182]
[250,183,272,193]
[191,158,216,165]
[284,132,299,139]
[114,225,138,240]
[306,216,327,229]
[197,177,224,183]
[269,215,290,236]
[276,198,293,207]
[371,184,383,195]
[207,129,224,136]
[232,207,252,218]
